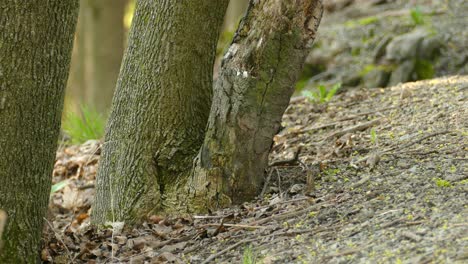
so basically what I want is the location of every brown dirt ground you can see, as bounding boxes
[43,75,467,263]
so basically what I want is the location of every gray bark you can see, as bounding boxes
[0,1,78,262]
[92,0,229,224]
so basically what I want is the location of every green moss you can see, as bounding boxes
[415,59,435,79]
[345,16,379,28]
[243,245,257,264]
[410,7,425,25]
[434,178,452,188]
[351,46,361,56]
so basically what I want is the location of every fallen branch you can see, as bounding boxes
[269,146,303,167]
[202,227,331,263]
[201,238,257,264]
[384,130,452,153]
[200,223,267,229]
[326,118,382,140]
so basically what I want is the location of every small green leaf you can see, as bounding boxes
[410,7,424,25]
[50,180,69,195]
[370,128,377,145]
[318,85,327,102]
[325,83,341,102]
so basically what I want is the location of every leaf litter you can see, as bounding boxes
[43,76,467,263]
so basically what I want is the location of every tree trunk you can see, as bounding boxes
[178,0,323,212]
[67,0,126,114]
[92,0,230,224]
[0,1,78,263]
[93,0,323,224]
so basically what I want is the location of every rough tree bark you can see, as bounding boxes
[0,1,78,262]
[67,0,126,114]
[178,0,323,212]
[92,0,230,224]
[93,0,323,224]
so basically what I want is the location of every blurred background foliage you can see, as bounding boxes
[63,0,249,143]
[62,0,467,144]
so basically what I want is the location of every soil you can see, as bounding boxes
[41,1,467,263]
[43,75,467,263]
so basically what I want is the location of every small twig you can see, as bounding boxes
[450,223,468,227]
[350,175,371,189]
[323,245,371,259]
[381,217,406,228]
[269,146,302,167]
[201,238,257,264]
[247,200,330,227]
[44,218,74,264]
[200,223,267,229]
[377,209,402,217]
[202,227,331,263]
[260,169,274,197]
[255,196,314,211]
[384,130,452,153]
[117,234,196,262]
[326,118,382,140]
[193,215,230,220]
[401,231,422,242]
[404,220,426,226]
[78,183,95,190]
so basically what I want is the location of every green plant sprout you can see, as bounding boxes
[370,128,378,145]
[410,7,425,25]
[243,245,257,264]
[62,104,106,144]
[302,83,341,103]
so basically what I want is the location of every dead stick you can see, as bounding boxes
[201,238,257,264]
[202,227,330,263]
[326,118,382,140]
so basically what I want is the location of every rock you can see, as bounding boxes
[343,74,362,87]
[363,68,390,88]
[289,184,304,194]
[386,30,428,62]
[419,36,443,60]
[373,35,392,63]
[388,60,415,86]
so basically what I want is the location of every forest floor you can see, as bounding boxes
[43,75,467,263]
[42,0,467,263]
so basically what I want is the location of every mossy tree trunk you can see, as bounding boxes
[92,0,323,224]
[0,1,78,263]
[92,0,230,224]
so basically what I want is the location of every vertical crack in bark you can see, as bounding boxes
[255,33,284,155]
